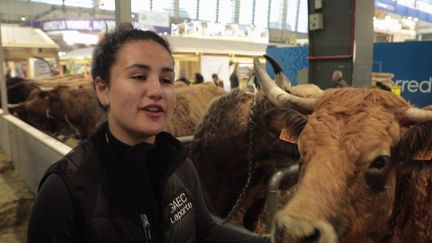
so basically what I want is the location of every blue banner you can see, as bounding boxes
[266,46,309,86]
[373,41,432,107]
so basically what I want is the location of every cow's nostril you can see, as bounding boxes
[300,228,321,243]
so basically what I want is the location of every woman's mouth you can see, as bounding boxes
[142,104,164,118]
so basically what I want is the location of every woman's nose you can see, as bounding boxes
[146,75,163,99]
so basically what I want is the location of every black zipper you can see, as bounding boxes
[140,214,152,243]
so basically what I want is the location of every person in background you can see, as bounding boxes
[27,23,270,243]
[212,73,224,88]
[194,72,204,84]
[331,69,348,88]
[176,68,191,85]
[5,67,12,79]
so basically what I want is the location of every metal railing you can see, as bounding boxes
[265,163,299,233]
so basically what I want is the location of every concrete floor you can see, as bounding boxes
[0,152,34,243]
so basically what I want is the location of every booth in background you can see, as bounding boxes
[1,24,59,78]
[59,47,93,77]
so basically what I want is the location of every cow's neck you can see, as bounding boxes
[223,93,258,224]
[389,167,432,242]
[380,171,408,243]
[380,168,432,243]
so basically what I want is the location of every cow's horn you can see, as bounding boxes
[405,108,432,123]
[229,62,239,76]
[263,54,291,90]
[40,86,54,91]
[7,103,21,108]
[254,57,316,111]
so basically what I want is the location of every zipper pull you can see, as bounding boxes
[140,214,152,242]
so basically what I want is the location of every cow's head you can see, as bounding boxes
[254,57,432,243]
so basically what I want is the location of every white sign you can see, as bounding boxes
[138,11,170,27]
[200,55,230,92]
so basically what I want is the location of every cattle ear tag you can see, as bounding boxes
[279,127,298,144]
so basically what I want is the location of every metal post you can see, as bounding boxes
[234,0,240,24]
[294,0,301,32]
[174,0,180,17]
[252,0,256,26]
[265,163,299,233]
[196,0,200,20]
[267,0,272,28]
[115,0,131,26]
[0,23,8,113]
[282,0,288,40]
[216,0,220,22]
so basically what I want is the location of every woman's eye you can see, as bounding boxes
[131,75,147,80]
[160,78,174,84]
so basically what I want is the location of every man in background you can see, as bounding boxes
[331,70,348,88]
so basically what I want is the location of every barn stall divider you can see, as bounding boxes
[0,109,71,193]
[0,110,196,193]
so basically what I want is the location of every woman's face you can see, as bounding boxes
[96,40,175,145]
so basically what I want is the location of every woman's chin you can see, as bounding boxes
[137,127,164,137]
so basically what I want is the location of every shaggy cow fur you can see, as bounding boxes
[12,86,106,139]
[270,88,432,243]
[3,77,39,104]
[11,83,224,141]
[164,83,225,137]
[191,89,301,231]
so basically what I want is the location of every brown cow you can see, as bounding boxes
[2,77,40,104]
[191,55,325,231]
[8,88,70,136]
[191,86,301,231]
[253,57,432,243]
[10,86,106,139]
[11,82,224,140]
[164,82,225,137]
[45,86,106,139]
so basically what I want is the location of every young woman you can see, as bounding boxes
[27,25,270,243]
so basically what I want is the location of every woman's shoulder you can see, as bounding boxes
[43,140,99,183]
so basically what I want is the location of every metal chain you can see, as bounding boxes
[223,93,257,224]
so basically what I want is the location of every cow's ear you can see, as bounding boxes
[38,91,50,100]
[263,107,306,144]
[8,104,24,117]
[398,121,432,165]
[279,126,300,144]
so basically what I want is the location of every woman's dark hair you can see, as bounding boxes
[195,72,204,84]
[91,23,173,85]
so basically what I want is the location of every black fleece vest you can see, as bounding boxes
[39,131,197,243]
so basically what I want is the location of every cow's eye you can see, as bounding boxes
[365,155,392,192]
[368,156,390,170]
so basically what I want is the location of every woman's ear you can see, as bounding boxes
[95,77,109,107]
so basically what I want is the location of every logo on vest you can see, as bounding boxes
[169,192,193,224]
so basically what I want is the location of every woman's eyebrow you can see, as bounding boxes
[161,67,174,73]
[125,63,150,71]
[125,64,173,74]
